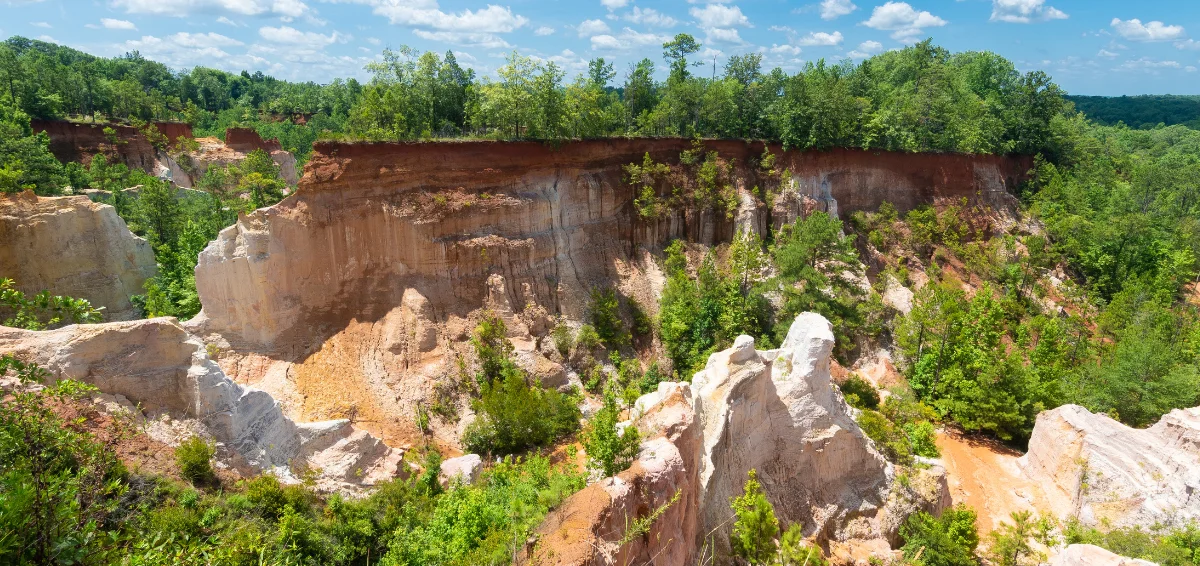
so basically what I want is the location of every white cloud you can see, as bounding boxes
[704,27,744,44]
[690,4,750,28]
[101,18,138,30]
[30,21,50,28]
[534,25,555,36]
[1097,49,1118,58]
[820,0,857,20]
[411,30,511,48]
[258,25,345,47]
[600,0,629,9]
[769,25,793,33]
[990,0,1067,24]
[625,7,677,28]
[796,31,843,46]
[590,27,671,50]
[1174,39,1200,50]
[847,39,883,58]
[769,44,801,56]
[1115,57,1181,71]
[366,36,381,45]
[863,2,946,42]
[216,16,242,26]
[371,2,527,33]
[37,35,58,43]
[1111,18,1185,42]
[577,19,610,37]
[110,0,310,18]
[1187,66,1197,72]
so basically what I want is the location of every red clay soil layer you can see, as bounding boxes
[304,138,1033,215]
[31,119,193,172]
[225,127,282,153]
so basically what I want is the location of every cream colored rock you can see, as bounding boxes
[439,454,483,486]
[692,313,893,553]
[0,319,403,491]
[1020,404,1200,528]
[0,192,155,320]
[881,274,914,315]
[1050,544,1157,566]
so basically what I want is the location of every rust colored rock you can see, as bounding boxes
[31,119,193,173]
[225,127,282,153]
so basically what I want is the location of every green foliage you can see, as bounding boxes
[839,375,880,411]
[0,278,105,329]
[575,323,602,353]
[772,211,867,358]
[730,469,779,565]
[658,239,772,379]
[582,389,641,478]
[588,287,629,349]
[776,523,826,566]
[986,511,1057,566]
[899,505,980,566]
[471,312,514,387]
[0,98,66,195]
[551,321,575,359]
[1067,95,1200,129]
[1065,520,1200,566]
[174,436,215,485]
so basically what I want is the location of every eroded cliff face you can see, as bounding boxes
[166,128,299,188]
[1020,404,1200,528]
[190,139,1031,448]
[0,192,156,320]
[31,119,192,173]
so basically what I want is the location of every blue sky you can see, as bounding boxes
[1,0,1198,95]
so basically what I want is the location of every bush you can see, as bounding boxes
[839,375,880,410]
[730,469,779,564]
[858,409,913,465]
[551,322,574,358]
[900,505,980,566]
[582,390,641,478]
[463,361,580,456]
[576,324,602,352]
[588,287,629,348]
[175,436,215,485]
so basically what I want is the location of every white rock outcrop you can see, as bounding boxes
[691,313,893,553]
[525,313,927,566]
[439,454,483,486]
[0,318,403,491]
[1050,544,1157,566]
[1020,404,1200,528]
[0,192,156,320]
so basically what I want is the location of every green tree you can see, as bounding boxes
[900,505,980,566]
[582,389,641,478]
[730,469,779,565]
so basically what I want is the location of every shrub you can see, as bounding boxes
[588,287,628,348]
[839,375,880,410]
[472,312,514,386]
[576,324,602,352]
[900,505,980,566]
[175,436,215,485]
[905,420,941,458]
[858,409,912,465]
[582,390,641,478]
[551,322,575,358]
[463,362,580,456]
[778,523,826,565]
[730,469,779,564]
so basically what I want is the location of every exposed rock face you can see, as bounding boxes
[0,192,156,320]
[439,454,483,486]
[32,119,193,173]
[165,130,299,188]
[1051,544,1157,566]
[0,318,403,491]
[524,314,935,566]
[1020,404,1200,528]
[692,314,892,553]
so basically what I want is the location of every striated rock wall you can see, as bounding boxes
[1020,404,1200,528]
[0,192,156,320]
[165,129,299,188]
[31,119,193,173]
[225,127,283,153]
[194,139,1031,350]
[524,313,943,565]
[0,318,403,491]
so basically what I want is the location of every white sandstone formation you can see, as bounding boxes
[525,313,940,566]
[1050,544,1157,566]
[1020,404,1200,528]
[691,314,893,553]
[439,454,483,486]
[0,192,156,320]
[0,318,403,491]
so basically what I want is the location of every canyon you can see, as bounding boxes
[6,131,1193,564]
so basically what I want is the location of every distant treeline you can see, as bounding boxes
[1067,95,1200,129]
[1,35,1066,157]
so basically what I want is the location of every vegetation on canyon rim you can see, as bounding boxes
[2,29,1200,566]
